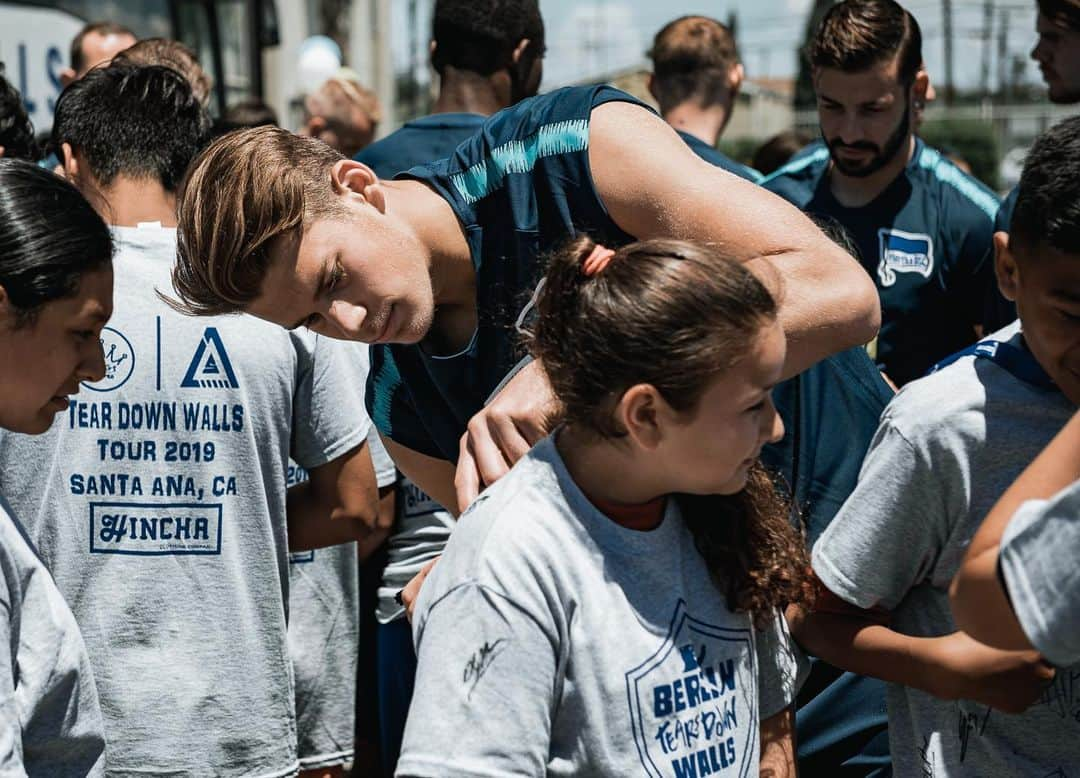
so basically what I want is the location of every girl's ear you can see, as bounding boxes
[615,383,667,450]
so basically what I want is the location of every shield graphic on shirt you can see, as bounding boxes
[877,228,934,287]
[625,600,757,777]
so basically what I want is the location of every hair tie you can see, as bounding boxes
[582,244,616,276]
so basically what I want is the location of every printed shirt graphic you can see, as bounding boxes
[399,437,803,777]
[366,85,641,461]
[763,138,1001,385]
[812,322,1080,776]
[0,225,370,776]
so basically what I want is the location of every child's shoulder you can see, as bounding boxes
[883,323,1029,442]
[428,439,587,589]
[881,365,988,450]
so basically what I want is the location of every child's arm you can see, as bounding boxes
[950,410,1080,651]
[286,440,382,551]
[759,705,797,778]
[787,579,1055,715]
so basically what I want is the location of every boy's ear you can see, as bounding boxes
[728,63,745,97]
[330,158,378,192]
[0,283,12,330]
[994,231,1020,302]
[912,65,931,106]
[61,143,80,182]
[511,37,532,66]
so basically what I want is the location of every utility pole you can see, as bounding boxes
[350,0,395,137]
[980,0,993,96]
[997,7,1009,99]
[943,0,955,105]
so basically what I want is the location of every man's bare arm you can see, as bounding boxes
[589,101,880,379]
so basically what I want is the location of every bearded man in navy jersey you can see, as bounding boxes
[764,0,1005,387]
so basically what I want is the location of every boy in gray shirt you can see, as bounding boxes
[791,116,1080,775]
[0,64,381,776]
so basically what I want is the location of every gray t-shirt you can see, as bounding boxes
[376,477,454,624]
[287,341,397,769]
[1001,479,1080,667]
[0,494,105,776]
[812,321,1078,776]
[0,225,369,777]
[399,435,804,778]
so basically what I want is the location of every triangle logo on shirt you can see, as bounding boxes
[181,327,239,389]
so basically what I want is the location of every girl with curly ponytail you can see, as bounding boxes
[402,236,811,777]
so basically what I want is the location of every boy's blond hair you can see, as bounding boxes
[172,126,346,316]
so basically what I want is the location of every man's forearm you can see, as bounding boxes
[746,251,880,380]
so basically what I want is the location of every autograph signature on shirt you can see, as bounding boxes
[463,639,506,700]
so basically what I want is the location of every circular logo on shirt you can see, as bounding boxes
[83,326,135,392]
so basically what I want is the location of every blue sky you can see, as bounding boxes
[397,0,1044,93]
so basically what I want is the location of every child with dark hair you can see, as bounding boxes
[791,115,1080,774]
[399,237,809,777]
[0,158,112,775]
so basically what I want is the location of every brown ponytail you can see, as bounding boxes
[529,236,814,622]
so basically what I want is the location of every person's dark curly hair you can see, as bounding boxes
[0,69,38,162]
[529,236,815,625]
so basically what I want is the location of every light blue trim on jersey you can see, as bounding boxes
[451,119,590,205]
[916,146,999,220]
[759,145,829,186]
[372,350,402,436]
